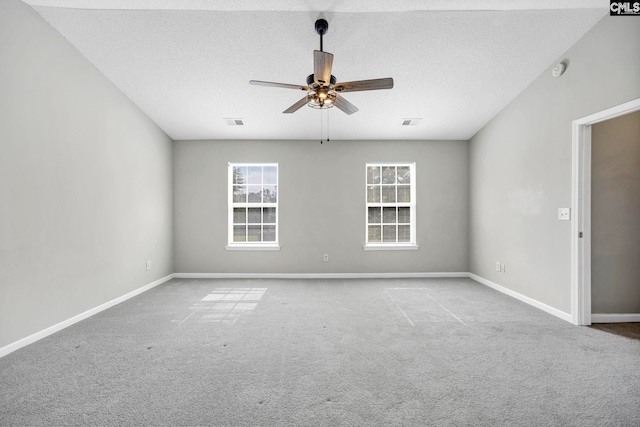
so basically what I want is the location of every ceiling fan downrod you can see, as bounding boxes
[315,19,328,52]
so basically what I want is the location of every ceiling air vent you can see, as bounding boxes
[224,118,244,126]
[401,118,422,126]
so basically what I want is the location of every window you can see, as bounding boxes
[365,163,417,249]
[227,163,279,250]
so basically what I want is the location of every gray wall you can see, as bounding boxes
[591,111,640,314]
[0,0,173,349]
[469,16,640,314]
[174,139,469,274]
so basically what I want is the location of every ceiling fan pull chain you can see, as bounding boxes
[320,109,323,144]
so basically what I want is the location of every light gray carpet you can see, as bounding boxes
[1,278,639,426]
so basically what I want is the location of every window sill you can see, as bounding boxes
[363,244,419,251]
[226,245,280,251]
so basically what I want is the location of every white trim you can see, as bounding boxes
[591,313,640,323]
[225,245,280,251]
[0,274,174,359]
[571,98,640,325]
[1,271,584,359]
[571,119,592,325]
[174,272,467,279]
[363,244,419,251]
[365,163,416,246]
[176,271,574,323]
[228,163,279,247]
[468,273,573,323]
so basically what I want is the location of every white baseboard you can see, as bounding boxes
[0,274,174,359]
[2,271,580,359]
[467,273,573,323]
[591,313,640,323]
[173,272,469,279]
[175,272,573,324]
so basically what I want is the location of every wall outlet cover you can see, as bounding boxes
[558,208,571,220]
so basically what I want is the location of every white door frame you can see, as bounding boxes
[571,97,640,325]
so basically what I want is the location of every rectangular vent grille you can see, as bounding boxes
[224,118,244,126]
[401,118,422,126]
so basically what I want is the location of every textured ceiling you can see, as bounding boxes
[25,1,607,141]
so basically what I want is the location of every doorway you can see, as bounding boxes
[571,98,640,325]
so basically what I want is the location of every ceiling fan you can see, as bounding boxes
[249,19,394,115]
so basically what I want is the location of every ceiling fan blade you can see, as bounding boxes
[333,94,359,115]
[250,80,310,91]
[313,50,334,87]
[283,96,309,114]
[334,78,394,92]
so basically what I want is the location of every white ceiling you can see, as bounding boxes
[25,0,607,141]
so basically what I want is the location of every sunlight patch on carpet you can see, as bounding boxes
[172,287,267,325]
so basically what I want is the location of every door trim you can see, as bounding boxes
[571,98,640,325]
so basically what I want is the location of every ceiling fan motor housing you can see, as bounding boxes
[307,74,336,87]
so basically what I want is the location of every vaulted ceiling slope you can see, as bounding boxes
[24,1,607,140]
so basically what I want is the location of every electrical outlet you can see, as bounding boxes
[496,262,501,271]
[146,261,151,270]
[323,254,329,262]
[500,263,505,273]
[558,208,571,221]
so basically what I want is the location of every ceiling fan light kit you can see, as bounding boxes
[250,18,393,115]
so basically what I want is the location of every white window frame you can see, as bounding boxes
[364,162,418,250]
[226,163,280,251]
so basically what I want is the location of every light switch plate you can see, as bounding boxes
[558,208,571,220]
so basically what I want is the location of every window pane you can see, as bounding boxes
[263,185,277,203]
[397,185,411,203]
[382,185,396,203]
[367,186,380,203]
[382,166,396,184]
[233,185,246,203]
[398,225,411,242]
[233,208,246,224]
[383,225,397,242]
[368,207,381,223]
[397,166,410,184]
[398,207,411,223]
[233,225,246,242]
[230,163,279,246]
[364,163,413,246]
[247,208,261,223]
[247,225,261,242]
[247,186,261,203]
[263,207,276,224]
[383,207,397,224]
[247,166,262,184]
[367,166,380,184]
[263,166,277,184]
[263,225,276,242]
[368,225,381,242]
[233,166,247,184]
